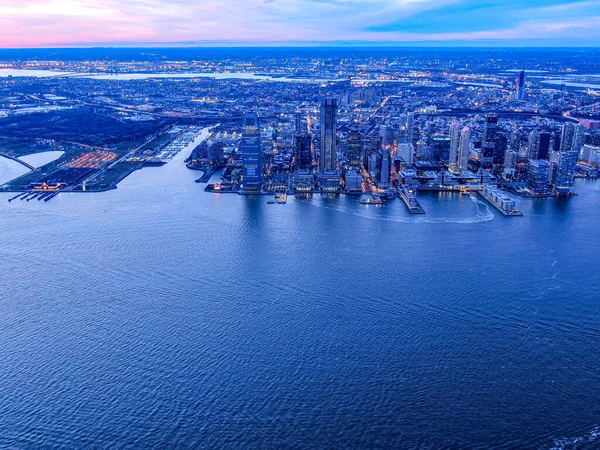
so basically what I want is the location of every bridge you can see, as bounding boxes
[0,152,36,171]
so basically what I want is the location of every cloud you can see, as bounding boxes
[0,0,597,47]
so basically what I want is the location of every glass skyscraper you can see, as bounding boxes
[241,113,262,192]
[319,98,338,172]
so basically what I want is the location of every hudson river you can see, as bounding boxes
[1,142,599,449]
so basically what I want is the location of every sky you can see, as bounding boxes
[0,0,599,47]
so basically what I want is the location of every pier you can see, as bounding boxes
[477,186,523,216]
[398,186,425,214]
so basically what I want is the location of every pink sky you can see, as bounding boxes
[1,0,599,47]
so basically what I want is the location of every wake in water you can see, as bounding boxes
[305,193,495,224]
[550,426,600,449]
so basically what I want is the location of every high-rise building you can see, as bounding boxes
[379,124,395,147]
[494,133,508,168]
[538,131,551,160]
[553,151,578,195]
[448,122,461,174]
[560,123,577,153]
[241,113,263,191]
[346,128,363,168]
[397,143,414,165]
[528,130,541,160]
[482,115,498,168]
[363,135,382,170]
[516,70,526,100]
[581,144,600,165]
[504,150,518,170]
[527,160,550,193]
[294,134,312,170]
[377,148,391,189]
[319,98,338,172]
[457,126,472,172]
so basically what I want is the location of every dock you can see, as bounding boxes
[477,186,523,216]
[398,186,425,214]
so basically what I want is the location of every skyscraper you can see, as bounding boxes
[538,131,551,160]
[458,126,472,172]
[528,130,541,160]
[482,114,498,169]
[527,160,550,193]
[516,70,526,100]
[494,133,508,168]
[241,113,262,192]
[448,122,461,174]
[319,98,338,172]
[377,148,391,189]
[553,151,578,195]
[346,128,363,168]
[294,134,312,170]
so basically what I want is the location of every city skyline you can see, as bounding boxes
[0,0,600,48]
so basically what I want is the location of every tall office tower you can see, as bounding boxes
[241,113,262,192]
[377,148,391,189]
[364,135,382,170]
[346,128,363,168]
[458,126,472,172]
[527,160,551,193]
[482,114,498,168]
[368,153,380,179]
[572,125,585,156]
[553,151,578,195]
[528,130,541,160]
[538,131,551,160]
[431,136,451,165]
[551,131,562,153]
[294,134,312,170]
[448,122,461,173]
[295,112,303,135]
[493,133,508,168]
[319,98,338,171]
[560,123,577,153]
[379,125,395,147]
[516,70,526,100]
[397,143,414,165]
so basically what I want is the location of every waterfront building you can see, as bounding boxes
[292,169,315,193]
[448,122,461,173]
[581,144,600,165]
[377,148,391,189]
[553,151,578,195]
[319,169,341,192]
[458,126,472,173]
[527,160,551,194]
[344,170,363,193]
[295,134,312,170]
[320,98,338,172]
[241,113,263,192]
